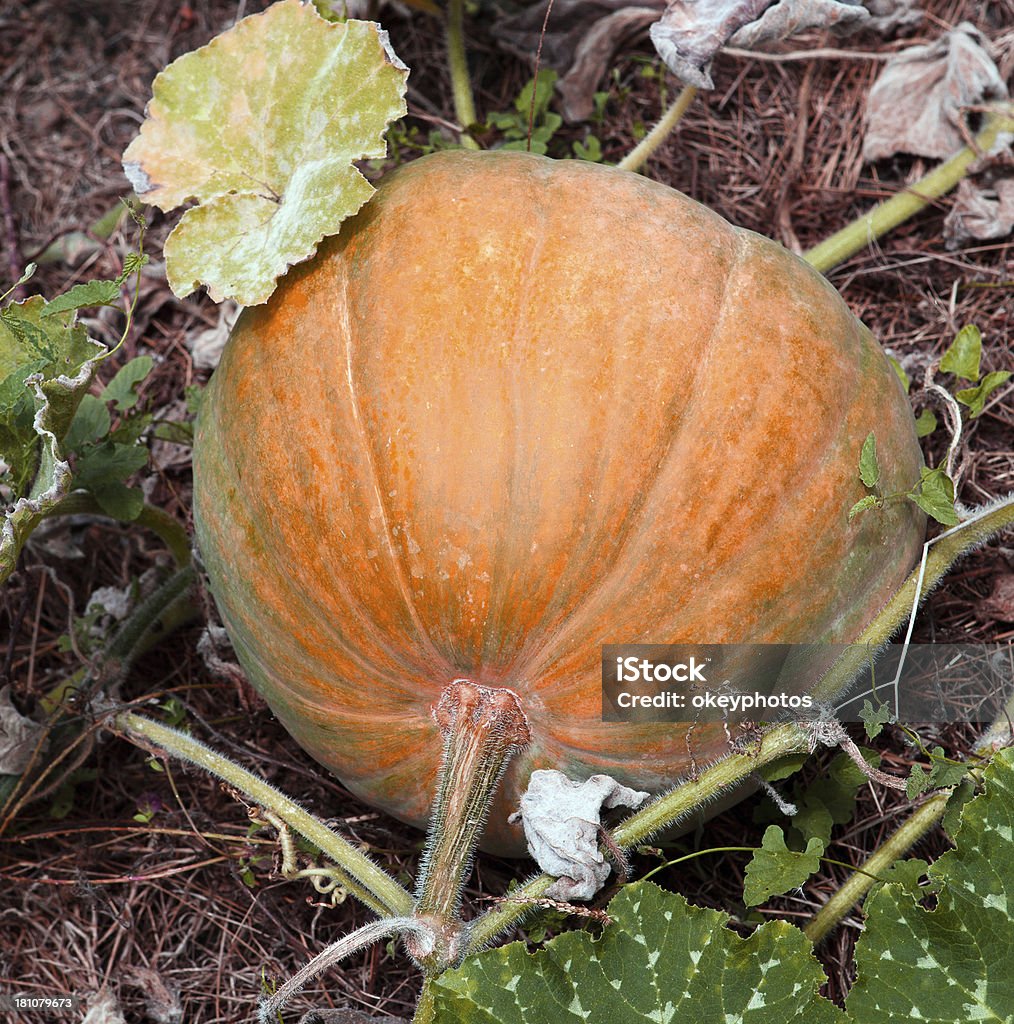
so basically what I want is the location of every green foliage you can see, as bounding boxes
[956,371,1011,418]
[908,466,960,527]
[0,294,106,582]
[744,826,824,907]
[905,746,971,799]
[860,698,893,739]
[937,324,1010,417]
[41,279,121,319]
[939,324,982,381]
[913,407,937,437]
[847,747,1014,1022]
[0,206,155,581]
[886,354,909,393]
[572,134,604,162]
[432,881,845,1023]
[853,325,1008,526]
[849,431,958,527]
[488,71,563,155]
[756,749,879,853]
[122,0,409,305]
[872,857,934,897]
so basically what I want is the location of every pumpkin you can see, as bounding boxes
[193,150,925,854]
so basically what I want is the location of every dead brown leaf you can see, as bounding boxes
[980,573,1014,623]
[944,177,1014,248]
[863,22,1010,162]
[652,0,871,89]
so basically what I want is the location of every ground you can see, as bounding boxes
[1,0,1012,1021]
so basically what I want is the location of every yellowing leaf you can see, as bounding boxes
[122,0,408,305]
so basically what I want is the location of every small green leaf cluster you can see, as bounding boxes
[855,324,1010,526]
[904,745,970,799]
[849,430,960,526]
[859,697,893,739]
[488,71,564,156]
[486,71,605,162]
[746,749,879,904]
[0,210,166,583]
[893,323,1011,433]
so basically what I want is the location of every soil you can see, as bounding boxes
[1,0,1012,1021]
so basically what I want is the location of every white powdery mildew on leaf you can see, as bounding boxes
[848,748,1014,1024]
[121,0,408,306]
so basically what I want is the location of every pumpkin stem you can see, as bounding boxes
[414,680,530,958]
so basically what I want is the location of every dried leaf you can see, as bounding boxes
[861,0,922,35]
[559,6,662,121]
[497,0,874,122]
[651,0,869,90]
[496,0,659,122]
[981,574,1014,623]
[81,993,127,1024]
[944,177,1014,248]
[510,769,649,900]
[186,300,241,371]
[122,1,408,305]
[863,22,1010,162]
[0,686,47,775]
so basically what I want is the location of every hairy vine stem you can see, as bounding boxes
[445,0,480,149]
[43,491,191,569]
[617,85,698,174]
[803,106,1014,274]
[462,495,1014,953]
[803,689,1014,945]
[258,917,431,1024]
[114,711,413,920]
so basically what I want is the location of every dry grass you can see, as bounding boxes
[1,0,1012,1019]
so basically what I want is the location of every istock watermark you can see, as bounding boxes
[601,643,1014,724]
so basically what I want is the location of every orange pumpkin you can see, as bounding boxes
[193,150,925,853]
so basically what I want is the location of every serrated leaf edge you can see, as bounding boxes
[0,340,105,584]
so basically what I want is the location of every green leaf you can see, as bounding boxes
[744,826,825,907]
[848,747,1014,1023]
[939,324,982,381]
[121,1,408,305]
[515,70,558,120]
[942,777,978,836]
[906,763,931,800]
[759,752,810,783]
[887,354,910,393]
[433,881,845,1024]
[860,698,893,739]
[75,441,149,489]
[151,420,194,445]
[64,394,111,451]
[757,749,880,851]
[859,431,880,488]
[849,495,882,522]
[91,482,144,521]
[874,858,930,897]
[102,355,154,411]
[913,407,937,437]
[927,746,970,789]
[908,466,960,526]
[117,251,150,284]
[0,297,105,583]
[956,370,1011,418]
[41,279,120,317]
[573,135,603,162]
